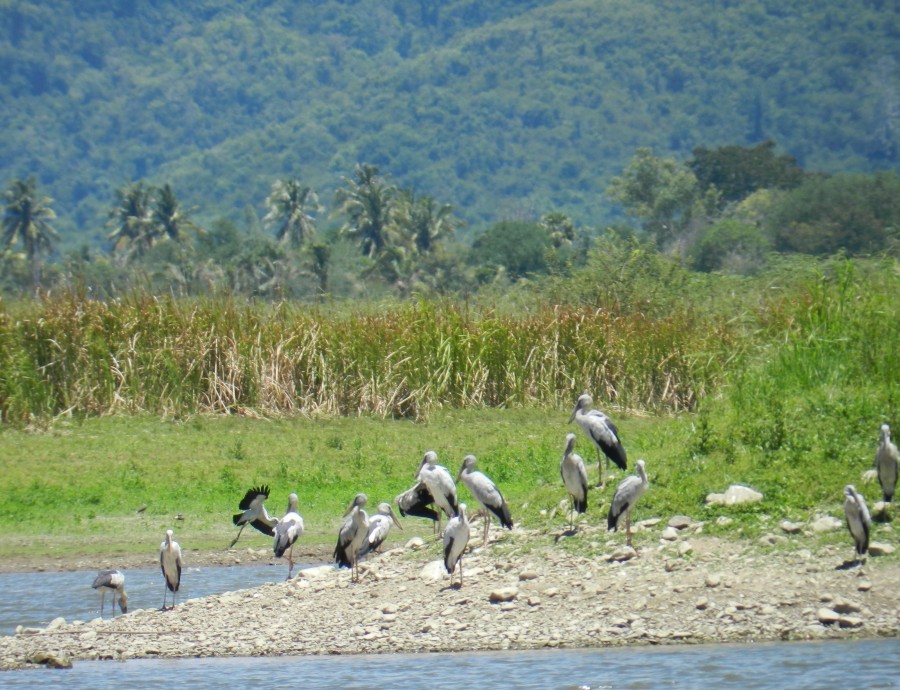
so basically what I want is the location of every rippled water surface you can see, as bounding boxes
[1,639,898,689]
[1,568,897,688]
[0,562,309,635]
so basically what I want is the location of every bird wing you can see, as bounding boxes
[92,570,117,589]
[249,517,276,537]
[238,485,270,511]
[608,475,642,528]
[360,515,390,556]
[586,415,628,470]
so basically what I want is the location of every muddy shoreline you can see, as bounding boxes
[2,520,898,672]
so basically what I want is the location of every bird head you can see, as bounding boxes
[564,432,577,456]
[568,393,592,423]
[456,454,477,482]
[119,591,128,614]
[379,502,403,529]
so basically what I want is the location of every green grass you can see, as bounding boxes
[0,405,890,562]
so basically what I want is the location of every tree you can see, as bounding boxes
[395,189,461,254]
[153,182,197,243]
[334,164,398,258]
[471,220,550,279]
[2,176,59,288]
[306,242,331,298]
[263,179,322,249]
[689,140,805,207]
[541,212,575,249]
[107,181,155,260]
[606,148,704,246]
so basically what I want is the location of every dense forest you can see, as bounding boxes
[0,0,898,300]
[2,3,898,232]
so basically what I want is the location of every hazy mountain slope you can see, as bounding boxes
[0,0,896,248]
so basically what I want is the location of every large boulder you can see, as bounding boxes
[706,485,763,507]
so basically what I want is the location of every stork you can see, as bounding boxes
[569,393,627,489]
[334,493,369,582]
[159,529,183,610]
[607,459,649,550]
[360,502,403,558]
[844,484,871,566]
[876,423,898,504]
[229,485,277,548]
[92,569,127,618]
[415,451,459,534]
[395,481,440,532]
[456,454,513,547]
[273,492,304,579]
[561,433,589,531]
[443,503,470,588]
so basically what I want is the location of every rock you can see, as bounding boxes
[381,603,398,615]
[871,502,890,521]
[46,617,67,631]
[668,515,692,529]
[677,541,693,556]
[609,546,637,562]
[419,560,446,580]
[716,516,733,527]
[661,527,679,541]
[780,520,804,534]
[695,597,709,610]
[28,651,72,669]
[489,587,519,603]
[868,542,895,556]
[637,518,661,528]
[299,565,336,579]
[759,534,788,546]
[810,516,843,533]
[405,537,426,551]
[832,598,862,614]
[705,574,721,588]
[527,597,541,607]
[817,608,840,625]
[857,581,872,592]
[518,569,540,581]
[706,485,763,506]
[839,616,864,628]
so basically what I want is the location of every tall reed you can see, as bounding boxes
[0,294,737,423]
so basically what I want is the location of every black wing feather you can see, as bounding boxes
[238,485,269,511]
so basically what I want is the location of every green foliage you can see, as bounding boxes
[0,1,896,250]
[471,220,550,279]
[769,172,900,256]
[690,219,772,273]
[689,140,806,206]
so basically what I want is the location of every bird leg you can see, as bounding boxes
[111,593,116,619]
[482,511,490,547]
[459,557,464,588]
[286,545,294,580]
[99,592,105,618]
[596,450,606,489]
[228,524,246,549]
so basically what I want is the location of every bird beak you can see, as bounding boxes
[455,467,464,483]
[567,404,578,424]
[391,511,403,530]
[415,458,426,481]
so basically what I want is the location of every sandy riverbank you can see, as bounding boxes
[2,521,898,671]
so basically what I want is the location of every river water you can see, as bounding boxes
[1,567,897,688]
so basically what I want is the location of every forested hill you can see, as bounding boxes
[1,0,897,248]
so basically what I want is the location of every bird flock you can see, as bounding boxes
[90,399,897,614]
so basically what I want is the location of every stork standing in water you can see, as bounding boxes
[334,493,369,582]
[159,529,183,610]
[560,433,589,532]
[92,569,127,618]
[607,459,649,550]
[876,423,898,504]
[844,484,871,566]
[456,455,513,547]
[395,481,440,533]
[229,485,277,548]
[443,503,470,588]
[273,493,304,579]
[569,393,628,489]
[416,451,459,535]
[360,502,403,558]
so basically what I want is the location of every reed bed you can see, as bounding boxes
[0,295,737,423]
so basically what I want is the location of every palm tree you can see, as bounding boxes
[334,164,398,258]
[107,181,155,260]
[2,176,59,289]
[153,183,197,243]
[306,242,331,298]
[396,190,462,254]
[263,179,321,249]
